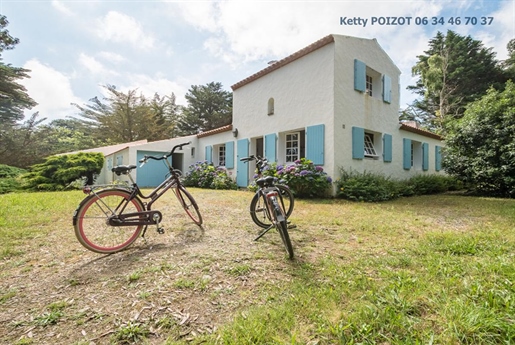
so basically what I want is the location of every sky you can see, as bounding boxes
[1,0,514,123]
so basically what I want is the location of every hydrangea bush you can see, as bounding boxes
[259,158,333,198]
[182,161,237,190]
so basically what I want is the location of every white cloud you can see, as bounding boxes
[78,53,110,75]
[175,1,454,65]
[119,74,189,106]
[51,0,74,16]
[476,1,515,60]
[96,11,155,50]
[20,59,83,122]
[97,51,126,64]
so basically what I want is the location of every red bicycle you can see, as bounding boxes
[72,142,202,254]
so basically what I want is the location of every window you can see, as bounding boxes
[411,141,422,169]
[285,132,300,162]
[218,145,226,166]
[364,132,377,157]
[268,98,274,115]
[366,75,373,96]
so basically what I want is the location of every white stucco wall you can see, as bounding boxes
[198,131,236,180]
[333,36,401,179]
[232,42,334,147]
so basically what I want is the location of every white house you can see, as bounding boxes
[91,34,443,192]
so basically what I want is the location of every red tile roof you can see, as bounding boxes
[196,124,233,138]
[399,122,442,140]
[231,35,335,90]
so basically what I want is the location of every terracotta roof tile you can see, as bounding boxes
[399,123,442,140]
[196,124,233,138]
[231,35,335,90]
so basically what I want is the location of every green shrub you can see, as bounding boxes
[183,161,237,190]
[406,174,453,195]
[22,152,104,191]
[0,165,27,194]
[257,158,332,198]
[336,169,464,202]
[335,169,401,202]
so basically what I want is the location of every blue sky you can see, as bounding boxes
[1,0,514,122]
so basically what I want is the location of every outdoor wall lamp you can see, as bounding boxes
[232,128,238,137]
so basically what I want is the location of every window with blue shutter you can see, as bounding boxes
[264,133,277,162]
[306,124,325,165]
[435,145,442,171]
[403,138,411,170]
[422,143,429,171]
[352,127,365,159]
[205,145,212,163]
[236,139,249,187]
[382,74,392,103]
[225,141,234,169]
[354,59,366,92]
[383,133,392,162]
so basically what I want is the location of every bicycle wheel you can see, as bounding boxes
[174,186,203,225]
[277,219,294,259]
[250,185,294,228]
[250,192,271,228]
[73,189,144,254]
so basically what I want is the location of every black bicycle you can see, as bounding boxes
[240,155,294,228]
[241,156,294,259]
[72,142,202,254]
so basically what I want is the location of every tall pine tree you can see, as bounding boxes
[177,82,232,135]
[0,15,37,128]
[408,30,505,133]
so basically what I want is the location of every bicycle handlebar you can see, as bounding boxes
[240,155,269,173]
[139,141,191,166]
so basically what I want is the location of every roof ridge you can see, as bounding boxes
[231,35,335,90]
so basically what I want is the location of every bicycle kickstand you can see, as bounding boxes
[254,224,275,241]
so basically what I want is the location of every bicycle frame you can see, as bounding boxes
[78,146,186,227]
[253,185,286,241]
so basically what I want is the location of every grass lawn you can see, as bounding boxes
[0,189,514,344]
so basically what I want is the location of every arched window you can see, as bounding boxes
[268,98,274,115]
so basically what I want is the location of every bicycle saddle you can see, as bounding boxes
[256,176,275,187]
[112,165,137,175]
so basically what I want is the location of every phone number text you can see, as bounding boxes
[340,16,494,27]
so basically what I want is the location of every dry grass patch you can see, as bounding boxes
[1,190,514,344]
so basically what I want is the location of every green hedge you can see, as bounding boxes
[0,164,27,194]
[335,169,463,202]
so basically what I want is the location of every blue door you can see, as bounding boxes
[136,150,169,187]
[236,139,249,187]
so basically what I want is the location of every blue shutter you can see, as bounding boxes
[306,124,325,165]
[403,138,411,170]
[352,127,365,159]
[354,59,366,92]
[236,139,249,187]
[383,133,392,162]
[422,142,429,171]
[435,145,442,171]
[264,133,277,162]
[382,74,392,103]
[225,141,234,169]
[205,145,212,163]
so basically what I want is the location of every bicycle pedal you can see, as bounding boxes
[157,227,165,234]
[287,224,297,229]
